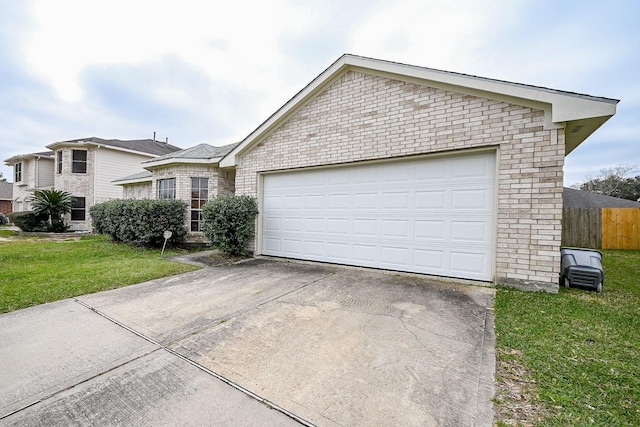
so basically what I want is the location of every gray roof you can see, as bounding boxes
[143,142,239,164]
[112,170,153,183]
[4,151,54,164]
[563,187,640,208]
[0,181,12,200]
[47,137,182,156]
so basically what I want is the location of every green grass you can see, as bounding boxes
[0,229,19,238]
[494,250,640,425]
[0,235,200,313]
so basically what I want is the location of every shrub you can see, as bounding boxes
[9,211,49,232]
[90,199,188,247]
[28,189,73,229]
[202,195,259,255]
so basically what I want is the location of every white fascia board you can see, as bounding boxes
[112,177,152,186]
[219,56,351,169]
[46,141,158,159]
[347,55,617,123]
[220,54,617,167]
[144,157,222,169]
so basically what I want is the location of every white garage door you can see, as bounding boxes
[261,151,495,281]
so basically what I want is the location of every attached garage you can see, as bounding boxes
[261,151,495,280]
[222,54,617,291]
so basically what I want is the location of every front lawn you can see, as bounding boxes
[0,235,200,313]
[494,250,640,425]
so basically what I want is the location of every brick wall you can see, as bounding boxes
[235,71,564,291]
[122,183,152,199]
[150,164,229,239]
[0,200,11,216]
[54,147,95,231]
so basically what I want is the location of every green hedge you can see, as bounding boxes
[202,195,259,255]
[9,211,49,232]
[90,199,188,247]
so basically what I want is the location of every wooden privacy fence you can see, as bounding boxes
[562,207,640,249]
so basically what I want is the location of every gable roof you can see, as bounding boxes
[4,151,54,165]
[220,54,618,168]
[142,142,239,169]
[563,187,640,208]
[45,137,182,157]
[0,181,12,200]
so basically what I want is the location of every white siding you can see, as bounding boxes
[94,148,153,203]
[37,158,55,188]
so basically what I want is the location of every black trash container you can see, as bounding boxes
[560,247,604,293]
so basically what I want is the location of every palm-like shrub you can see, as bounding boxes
[28,189,73,228]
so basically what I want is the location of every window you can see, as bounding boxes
[71,197,86,221]
[157,178,176,199]
[72,150,87,173]
[14,162,22,182]
[56,151,62,174]
[190,177,208,232]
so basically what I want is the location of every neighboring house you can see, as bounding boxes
[0,181,13,215]
[5,137,182,231]
[113,142,238,241]
[218,54,618,292]
[3,151,55,213]
[563,187,640,208]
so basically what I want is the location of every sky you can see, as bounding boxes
[0,0,638,185]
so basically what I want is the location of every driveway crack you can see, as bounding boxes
[73,298,316,427]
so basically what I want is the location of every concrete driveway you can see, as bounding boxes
[0,257,496,426]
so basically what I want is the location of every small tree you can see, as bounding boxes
[202,195,259,255]
[28,189,73,231]
[575,164,639,200]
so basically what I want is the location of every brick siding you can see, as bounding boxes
[235,71,563,290]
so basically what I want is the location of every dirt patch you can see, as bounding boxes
[493,348,549,426]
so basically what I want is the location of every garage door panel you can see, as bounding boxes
[352,244,377,262]
[354,193,377,209]
[354,219,377,236]
[262,152,495,281]
[451,189,490,210]
[450,251,487,275]
[381,246,410,266]
[326,242,350,261]
[451,221,487,242]
[415,220,445,240]
[415,191,446,209]
[327,218,350,234]
[382,219,409,238]
[414,249,445,270]
[304,218,324,233]
[452,155,492,178]
[382,192,410,209]
[328,194,350,209]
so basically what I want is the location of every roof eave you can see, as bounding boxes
[112,177,153,186]
[143,157,223,170]
[219,54,619,167]
[46,140,164,158]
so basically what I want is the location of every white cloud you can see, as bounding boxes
[26,0,312,102]
[347,0,521,72]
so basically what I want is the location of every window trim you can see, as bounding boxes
[71,196,86,221]
[72,150,87,174]
[14,162,22,182]
[56,151,63,174]
[190,177,208,232]
[157,178,176,200]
